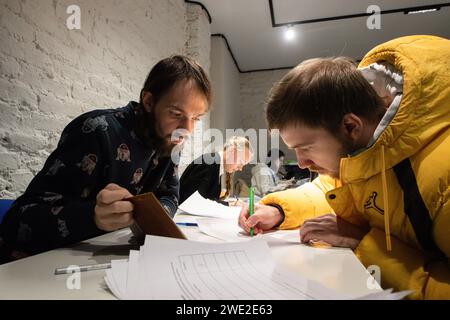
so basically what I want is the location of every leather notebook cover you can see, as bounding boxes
[127,192,186,240]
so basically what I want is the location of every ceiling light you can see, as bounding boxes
[284,26,296,41]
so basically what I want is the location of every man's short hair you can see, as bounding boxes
[140,55,212,107]
[266,57,385,132]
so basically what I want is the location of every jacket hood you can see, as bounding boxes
[340,35,450,184]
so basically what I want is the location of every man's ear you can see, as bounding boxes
[381,95,393,110]
[141,91,154,113]
[341,113,364,141]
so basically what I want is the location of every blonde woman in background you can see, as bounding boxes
[179,136,253,205]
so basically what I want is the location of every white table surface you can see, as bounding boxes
[0,213,381,299]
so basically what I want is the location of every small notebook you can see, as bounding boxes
[127,192,186,240]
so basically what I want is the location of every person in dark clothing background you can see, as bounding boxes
[0,55,211,263]
[179,136,252,204]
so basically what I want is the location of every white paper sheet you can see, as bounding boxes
[178,191,241,219]
[105,259,128,298]
[196,217,252,242]
[106,235,346,300]
[196,217,301,244]
[354,288,413,300]
[124,250,140,300]
[105,235,410,300]
[146,235,348,299]
[264,229,301,243]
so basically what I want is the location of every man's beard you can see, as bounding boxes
[135,106,175,157]
[329,136,359,179]
[310,136,358,180]
[309,166,336,179]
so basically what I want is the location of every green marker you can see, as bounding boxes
[249,187,254,237]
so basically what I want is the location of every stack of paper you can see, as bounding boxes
[178,191,241,219]
[105,235,349,300]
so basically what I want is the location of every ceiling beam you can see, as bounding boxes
[269,1,450,27]
[185,0,212,23]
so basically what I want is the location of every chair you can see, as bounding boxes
[0,199,14,224]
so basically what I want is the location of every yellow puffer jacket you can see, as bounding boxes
[261,35,450,299]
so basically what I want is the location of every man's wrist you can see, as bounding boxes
[266,203,285,227]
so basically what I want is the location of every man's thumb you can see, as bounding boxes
[246,214,260,228]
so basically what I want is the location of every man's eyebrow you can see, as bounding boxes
[168,105,184,112]
[169,106,205,118]
[290,142,312,149]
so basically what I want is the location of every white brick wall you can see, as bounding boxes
[237,68,296,185]
[240,70,289,132]
[240,69,296,158]
[178,3,211,175]
[0,0,211,197]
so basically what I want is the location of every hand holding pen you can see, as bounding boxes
[238,202,285,236]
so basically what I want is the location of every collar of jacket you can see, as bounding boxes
[339,35,450,184]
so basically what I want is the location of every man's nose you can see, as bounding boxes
[297,159,311,169]
[180,118,195,133]
[295,150,311,169]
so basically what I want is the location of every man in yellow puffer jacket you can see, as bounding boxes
[238,35,450,299]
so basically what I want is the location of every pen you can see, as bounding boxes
[175,222,198,227]
[249,187,254,237]
[54,262,111,275]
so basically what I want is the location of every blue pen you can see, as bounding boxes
[175,222,198,227]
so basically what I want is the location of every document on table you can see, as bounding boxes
[178,191,241,219]
[105,235,346,300]
[105,235,413,300]
[196,217,301,243]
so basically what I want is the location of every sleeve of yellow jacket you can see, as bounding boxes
[260,176,335,229]
[355,228,450,300]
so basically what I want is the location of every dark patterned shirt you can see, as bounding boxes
[0,102,179,260]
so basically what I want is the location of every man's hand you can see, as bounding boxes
[95,183,135,231]
[300,214,368,249]
[238,204,284,235]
